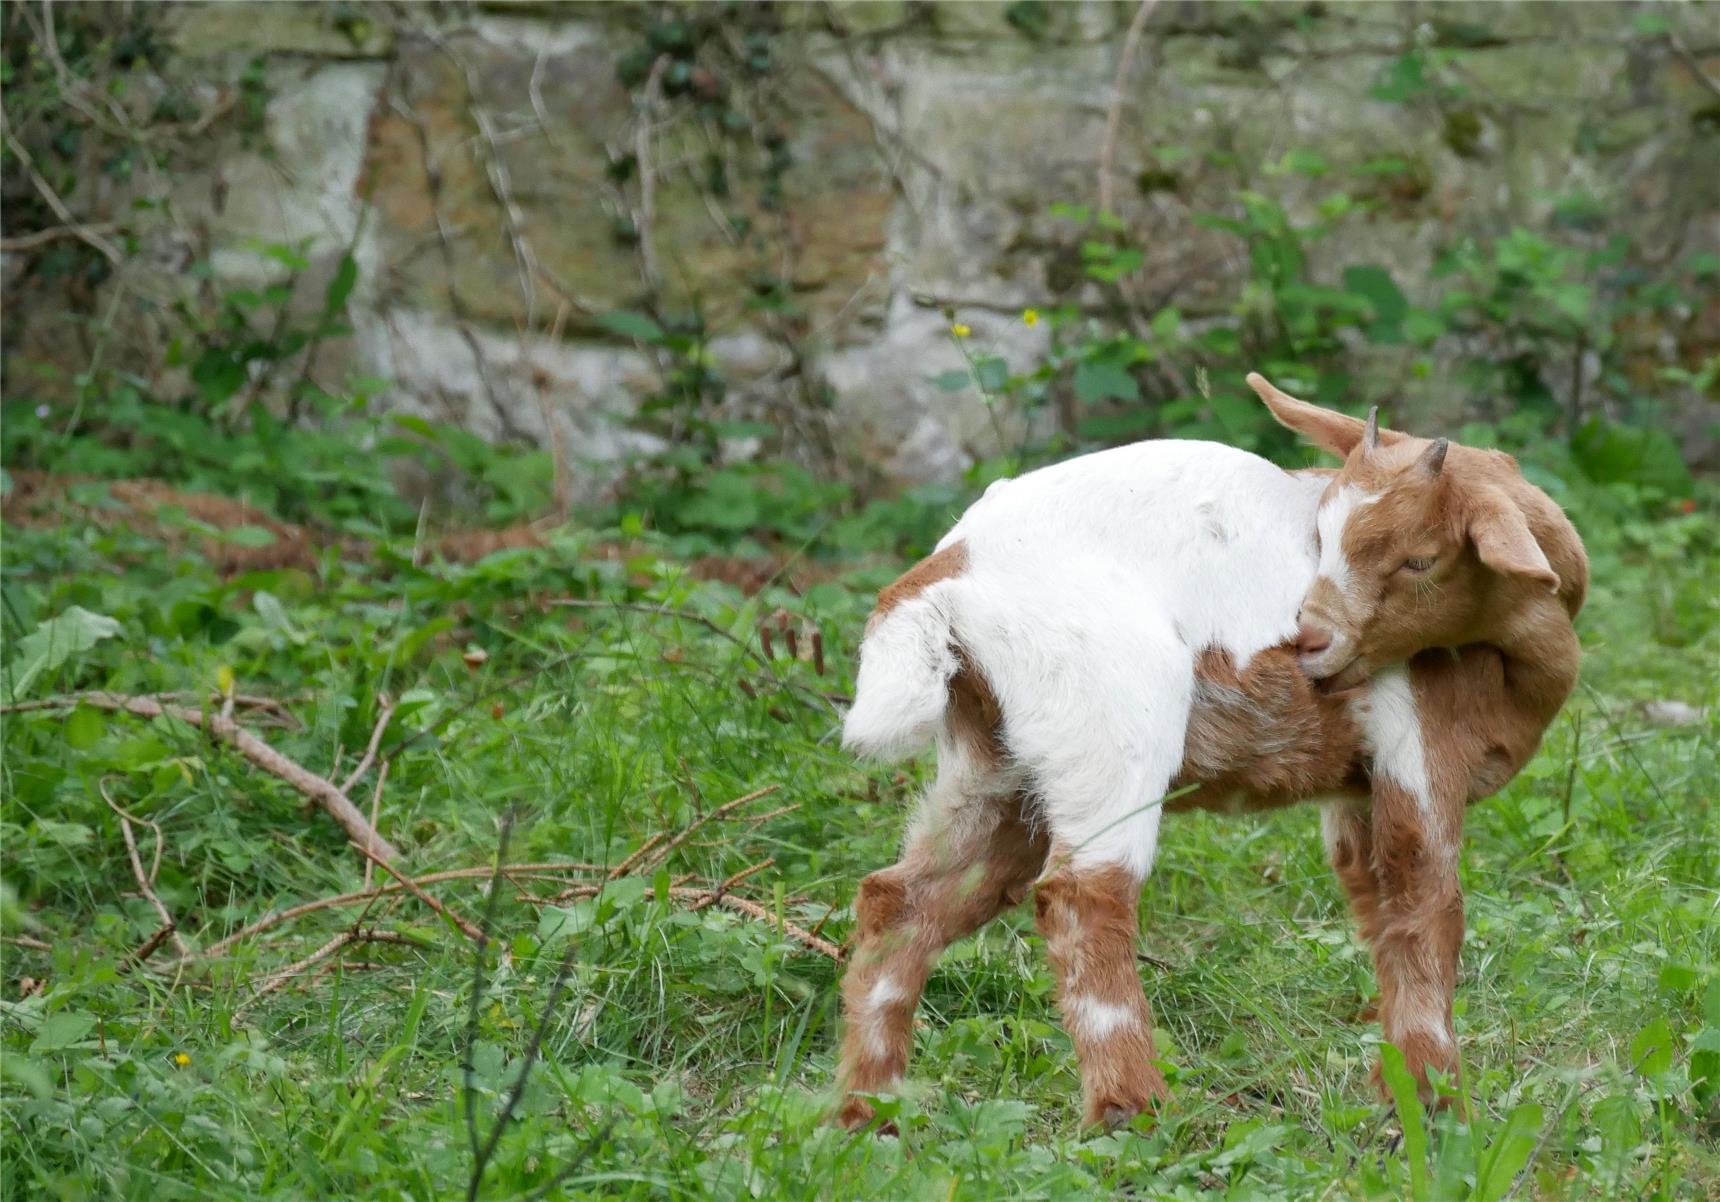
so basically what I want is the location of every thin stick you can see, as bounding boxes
[0,128,124,265]
[101,780,191,958]
[1097,0,1161,216]
[362,760,391,891]
[694,892,843,961]
[464,813,516,1193]
[340,696,397,795]
[182,863,608,964]
[4,935,52,952]
[633,54,669,291]
[235,931,357,1021]
[606,832,667,881]
[640,785,781,871]
[18,693,399,863]
[121,924,178,973]
[358,846,483,943]
[548,600,773,671]
[688,858,774,911]
[742,802,801,826]
[0,221,121,251]
[546,883,842,960]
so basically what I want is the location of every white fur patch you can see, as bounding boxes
[1315,486,1380,596]
[845,439,1332,879]
[867,976,907,1010]
[1392,990,1453,1048]
[1067,995,1138,1041]
[1352,668,1433,813]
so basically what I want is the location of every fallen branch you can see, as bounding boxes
[12,692,399,863]
[2,690,303,726]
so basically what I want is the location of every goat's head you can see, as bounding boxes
[1247,373,1587,692]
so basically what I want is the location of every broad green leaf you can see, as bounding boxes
[1378,1044,1429,1200]
[1473,1102,1544,1201]
[597,309,666,343]
[221,525,279,548]
[1073,360,1140,405]
[32,1011,97,1053]
[974,356,1010,393]
[7,606,123,699]
[1630,1017,1675,1075]
[65,704,106,750]
[0,1053,53,1099]
[324,252,358,313]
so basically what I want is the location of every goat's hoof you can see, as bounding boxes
[1368,1037,1458,1110]
[833,1095,898,1136]
[1087,1078,1170,1131]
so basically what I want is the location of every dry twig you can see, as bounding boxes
[340,696,398,796]
[1097,0,1162,216]
[0,127,125,266]
[358,846,483,943]
[640,785,781,871]
[100,779,192,958]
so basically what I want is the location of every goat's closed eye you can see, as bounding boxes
[1401,556,1435,572]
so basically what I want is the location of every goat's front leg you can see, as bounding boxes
[834,793,1047,1130]
[1034,854,1167,1129]
[1349,668,1468,1105]
[1367,780,1465,1105]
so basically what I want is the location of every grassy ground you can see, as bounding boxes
[2,474,1716,1201]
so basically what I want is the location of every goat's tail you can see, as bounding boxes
[841,594,960,761]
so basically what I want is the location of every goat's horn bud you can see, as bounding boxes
[1420,437,1449,476]
[1362,406,1381,452]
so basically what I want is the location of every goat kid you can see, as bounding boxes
[833,375,1586,1130]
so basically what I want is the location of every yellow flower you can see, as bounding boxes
[951,323,972,338]
[1022,308,1040,327]
[173,1052,191,1067]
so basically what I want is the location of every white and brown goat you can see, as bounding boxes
[833,373,1587,1130]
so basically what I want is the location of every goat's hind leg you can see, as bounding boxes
[1034,851,1167,1128]
[834,782,1047,1130]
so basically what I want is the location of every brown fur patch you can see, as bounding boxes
[872,541,967,622]
[948,652,1006,768]
[1171,645,1364,812]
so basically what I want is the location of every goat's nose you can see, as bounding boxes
[1296,623,1332,656]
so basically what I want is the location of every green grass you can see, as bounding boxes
[2,484,1717,1201]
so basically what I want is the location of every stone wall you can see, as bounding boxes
[6,1,1718,491]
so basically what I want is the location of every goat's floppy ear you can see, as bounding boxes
[1467,486,1559,592]
[1245,373,1406,458]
